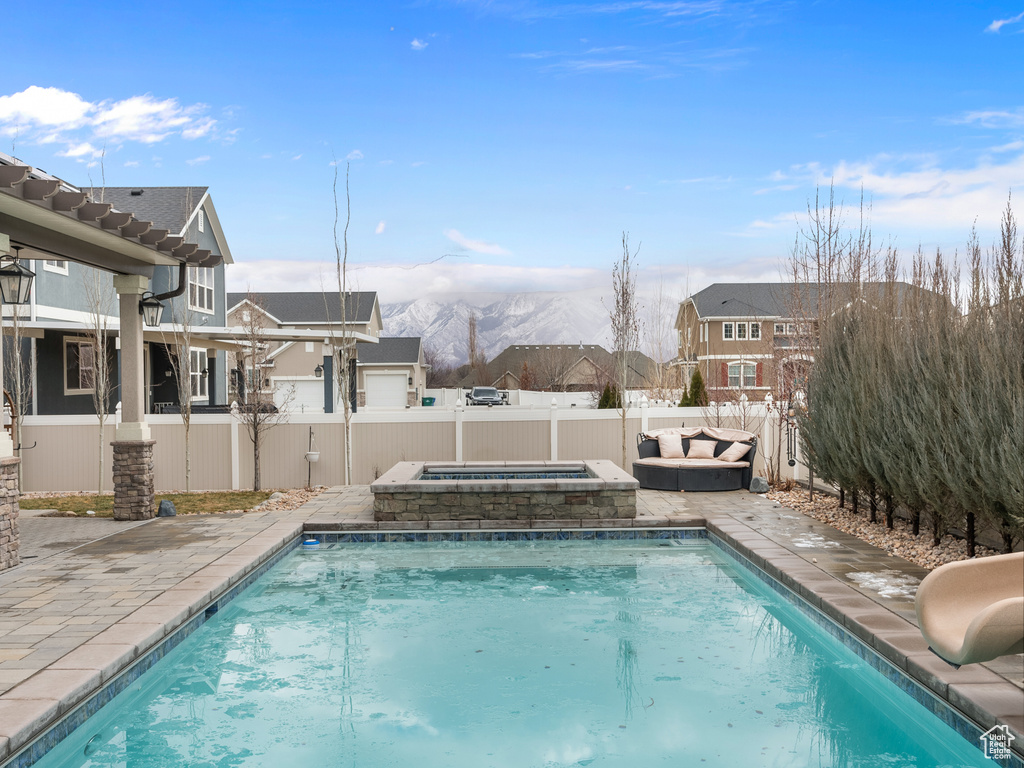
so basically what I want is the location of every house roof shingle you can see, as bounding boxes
[357,336,422,365]
[457,343,659,389]
[102,187,209,234]
[688,282,926,319]
[227,291,377,325]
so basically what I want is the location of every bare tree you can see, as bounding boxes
[609,232,642,469]
[84,269,116,493]
[330,159,355,485]
[234,290,289,490]
[423,344,455,388]
[642,274,679,403]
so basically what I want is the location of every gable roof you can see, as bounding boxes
[686,282,928,319]
[227,291,377,325]
[102,187,209,234]
[356,336,422,365]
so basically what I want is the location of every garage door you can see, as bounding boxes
[365,373,408,408]
[274,379,325,413]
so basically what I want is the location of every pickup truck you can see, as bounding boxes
[467,386,505,406]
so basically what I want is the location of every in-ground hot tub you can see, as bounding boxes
[370,460,639,522]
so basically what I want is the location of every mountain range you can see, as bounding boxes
[381,289,616,366]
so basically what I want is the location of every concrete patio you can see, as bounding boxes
[0,487,1021,766]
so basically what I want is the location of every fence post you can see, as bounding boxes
[640,400,649,435]
[454,401,464,461]
[230,414,240,491]
[550,398,558,461]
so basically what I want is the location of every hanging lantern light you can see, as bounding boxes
[139,293,165,327]
[0,248,35,305]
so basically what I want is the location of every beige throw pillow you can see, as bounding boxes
[717,441,751,462]
[686,439,717,460]
[657,434,686,459]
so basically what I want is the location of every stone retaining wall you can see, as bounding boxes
[371,460,639,522]
[0,457,20,571]
[374,488,636,521]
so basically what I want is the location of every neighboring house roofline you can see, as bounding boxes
[227,297,286,327]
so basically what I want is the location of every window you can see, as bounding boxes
[44,259,69,275]
[64,338,95,393]
[190,348,208,400]
[722,322,734,340]
[750,322,761,340]
[736,323,747,340]
[188,266,214,313]
[728,362,757,389]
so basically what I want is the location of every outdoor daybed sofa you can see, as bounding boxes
[633,426,758,492]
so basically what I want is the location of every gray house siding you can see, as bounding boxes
[32,260,117,318]
[33,330,118,416]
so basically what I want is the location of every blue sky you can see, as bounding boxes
[1,1,1022,303]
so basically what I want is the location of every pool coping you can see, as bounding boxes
[2,514,1021,767]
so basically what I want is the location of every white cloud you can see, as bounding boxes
[292,154,302,160]
[57,142,101,159]
[986,11,1024,32]
[225,255,778,307]
[411,38,428,50]
[375,220,386,234]
[186,155,211,166]
[0,85,92,129]
[0,86,219,157]
[123,160,139,167]
[444,228,511,255]
[749,151,1024,234]
[950,108,1024,128]
[346,149,364,160]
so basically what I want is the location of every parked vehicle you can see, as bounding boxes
[467,387,505,406]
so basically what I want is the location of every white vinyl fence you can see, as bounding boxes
[20,402,802,492]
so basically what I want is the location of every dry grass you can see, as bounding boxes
[19,491,273,517]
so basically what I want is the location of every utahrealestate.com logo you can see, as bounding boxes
[980,724,1015,761]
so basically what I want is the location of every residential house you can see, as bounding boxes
[457,343,660,393]
[7,179,233,416]
[226,291,385,412]
[676,282,930,398]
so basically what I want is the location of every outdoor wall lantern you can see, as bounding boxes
[314,364,323,378]
[200,368,209,379]
[139,293,164,327]
[0,247,35,305]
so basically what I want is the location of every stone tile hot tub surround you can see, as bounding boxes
[370,460,639,522]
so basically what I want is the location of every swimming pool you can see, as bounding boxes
[30,540,992,767]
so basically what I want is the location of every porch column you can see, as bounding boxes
[0,232,20,571]
[111,275,155,520]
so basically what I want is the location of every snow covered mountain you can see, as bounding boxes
[381,289,615,366]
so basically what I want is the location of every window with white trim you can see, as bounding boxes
[44,259,69,275]
[722,322,734,340]
[188,266,215,313]
[64,338,95,393]
[736,322,747,340]
[190,348,208,399]
[728,361,757,389]
[750,322,761,340]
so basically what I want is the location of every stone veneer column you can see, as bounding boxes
[0,457,21,571]
[112,441,156,521]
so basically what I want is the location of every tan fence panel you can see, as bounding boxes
[239,422,347,490]
[352,421,455,484]
[21,423,116,493]
[558,416,642,467]
[150,422,231,491]
[463,419,548,463]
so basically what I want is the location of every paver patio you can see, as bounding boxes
[0,487,1020,765]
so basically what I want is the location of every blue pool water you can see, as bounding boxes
[33,541,989,768]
